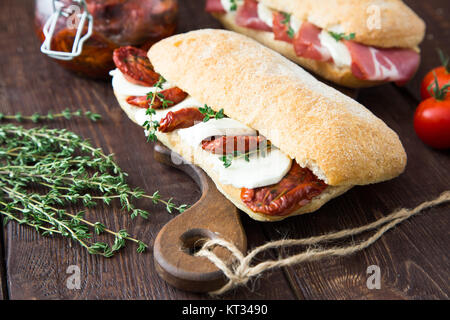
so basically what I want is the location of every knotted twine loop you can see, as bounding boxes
[195,191,450,295]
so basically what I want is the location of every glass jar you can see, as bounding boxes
[34,0,178,79]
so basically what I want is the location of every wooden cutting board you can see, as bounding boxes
[153,143,247,292]
[152,84,358,293]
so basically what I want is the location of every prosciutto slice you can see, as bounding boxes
[205,0,226,13]
[344,41,420,85]
[272,12,293,43]
[236,0,272,32]
[293,22,332,62]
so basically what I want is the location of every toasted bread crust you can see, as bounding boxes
[148,30,407,186]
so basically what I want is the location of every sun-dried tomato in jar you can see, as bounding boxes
[34,0,178,79]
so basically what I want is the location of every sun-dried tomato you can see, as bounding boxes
[126,87,188,108]
[112,46,160,86]
[241,163,327,216]
[201,136,267,155]
[158,108,205,132]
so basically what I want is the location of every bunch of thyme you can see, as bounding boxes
[0,123,187,257]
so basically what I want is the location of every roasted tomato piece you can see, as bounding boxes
[201,136,267,155]
[159,108,205,133]
[272,12,294,43]
[113,46,160,86]
[126,87,188,108]
[241,163,327,216]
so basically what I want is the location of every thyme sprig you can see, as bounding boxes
[0,109,101,123]
[198,105,225,122]
[0,124,187,257]
[220,144,271,168]
[329,31,356,41]
[143,76,173,142]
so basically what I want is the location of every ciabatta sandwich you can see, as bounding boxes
[110,29,407,221]
[205,0,426,88]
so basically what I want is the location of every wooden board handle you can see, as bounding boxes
[153,143,247,292]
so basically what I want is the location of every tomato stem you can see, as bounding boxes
[438,49,450,74]
[427,71,450,101]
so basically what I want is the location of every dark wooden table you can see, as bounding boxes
[0,0,448,300]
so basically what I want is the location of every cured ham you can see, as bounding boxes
[272,12,293,43]
[293,22,331,62]
[236,0,272,32]
[205,0,226,13]
[344,41,420,84]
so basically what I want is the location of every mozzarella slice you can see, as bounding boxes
[318,30,352,67]
[220,0,243,12]
[209,148,292,189]
[177,118,257,148]
[257,2,274,28]
[110,69,173,97]
[290,15,303,34]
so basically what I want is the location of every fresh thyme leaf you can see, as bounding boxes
[0,109,101,123]
[281,12,291,24]
[0,124,188,257]
[329,31,356,41]
[220,154,233,168]
[281,12,295,39]
[199,105,225,122]
[230,0,238,11]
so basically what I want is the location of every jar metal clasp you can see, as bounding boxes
[40,0,93,60]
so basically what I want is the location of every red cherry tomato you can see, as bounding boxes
[414,97,450,149]
[420,66,450,100]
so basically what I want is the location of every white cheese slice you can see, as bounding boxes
[290,15,303,34]
[257,2,274,28]
[220,0,242,12]
[318,30,352,67]
[177,118,257,148]
[110,69,173,97]
[209,148,292,189]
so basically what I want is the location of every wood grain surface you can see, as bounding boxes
[0,0,448,300]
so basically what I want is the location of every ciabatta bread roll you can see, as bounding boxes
[111,29,407,221]
[206,0,426,88]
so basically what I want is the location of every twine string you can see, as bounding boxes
[195,191,450,295]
